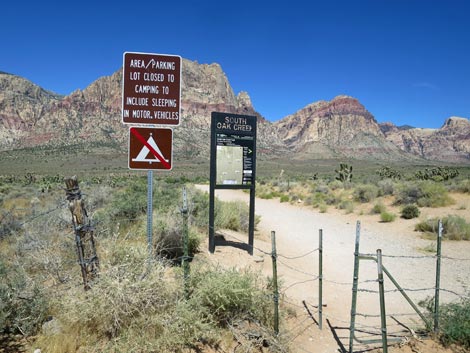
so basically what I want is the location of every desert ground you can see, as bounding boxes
[195,185,470,353]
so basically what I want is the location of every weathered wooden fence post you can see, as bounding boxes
[65,176,99,290]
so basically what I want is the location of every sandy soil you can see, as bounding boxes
[195,186,470,353]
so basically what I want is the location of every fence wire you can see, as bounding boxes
[7,190,470,353]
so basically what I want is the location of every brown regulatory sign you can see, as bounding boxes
[128,127,173,170]
[122,52,181,125]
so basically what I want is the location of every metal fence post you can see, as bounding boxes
[349,221,361,353]
[147,170,153,259]
[434,219,443,333]
[271,230,279,335]
[181,186,190,299]
[377,249,388,353]
[319,228,323,330]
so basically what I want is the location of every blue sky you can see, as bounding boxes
[1,0,469,128]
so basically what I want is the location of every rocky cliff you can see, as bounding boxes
[380,117,470,163]
[0,62,468,164]
[274,96,415,161]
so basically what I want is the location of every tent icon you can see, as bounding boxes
[132,133,169,164]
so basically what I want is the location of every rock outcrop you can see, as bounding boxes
[380,117,470,163]
[274,96,413,161]
[0,63,468,164]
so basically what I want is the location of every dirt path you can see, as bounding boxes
[195,186,470,353]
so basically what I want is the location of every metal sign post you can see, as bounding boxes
[209,112,257,255]
[147,171,153,257]
[122,51,181,259]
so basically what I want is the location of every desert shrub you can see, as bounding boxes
[102,179,182,224]
[189,189,210,228]
[44,259,276,353]
[437,297,470,348]
[401,204,420,219]
[259,192,274,199]
[191,190,257,232]
[455,179,470,193]
[353,184,378,203]
[319,204,328,213]
[415,215,470,240]
[370,202,386,214]
[0,210,22,239]
[280,195,289,203]
[55,245,174,338]
[315,183,330,194]
[216,200,254,232]
[338,200,354,214]
[420,295,470,349]
[189,267,273,326]
[0,259,49,335]
[154,214,201,260]
[308,192,326,207]
[328,180,343,190]
[377,179,396,196]
[395,181,454,207]
[417,182,454,207]
[380,211,396,222]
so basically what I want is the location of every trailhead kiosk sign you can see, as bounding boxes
[209,112,257,254]
[122,52,181,125]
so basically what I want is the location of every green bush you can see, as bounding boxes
[420,295,470,349]
[0,210,21,239]
[189,267,273,326]
[328,180,343,190]
[371,202,386,215]
[380,211,396,222]
[154,214,201,260]
[0,259,48,335]
[401,204,420,219]
[191,190,257,232]
[46,254,275,353]
[396,181,454,207]
[338,200,354,214]
[377,179,396,196]
[216,200,254,232]
[280,195,289,203]
[108,178,148,221]
[353,184,379,203]
[455,179,470,193]
[415,215,470,240]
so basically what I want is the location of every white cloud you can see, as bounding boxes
[412,82,439,90]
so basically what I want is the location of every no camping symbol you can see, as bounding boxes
[128,127,173,170]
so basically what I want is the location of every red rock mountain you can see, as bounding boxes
[0,61,468,164]
[380,117,470,163]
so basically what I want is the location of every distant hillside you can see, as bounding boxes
[0,61,469,164]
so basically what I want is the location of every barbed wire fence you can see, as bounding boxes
[3,183,470,353]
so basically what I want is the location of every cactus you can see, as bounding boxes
[376,166,402,180]
[414,166,459,181]
[335,163,353,182]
